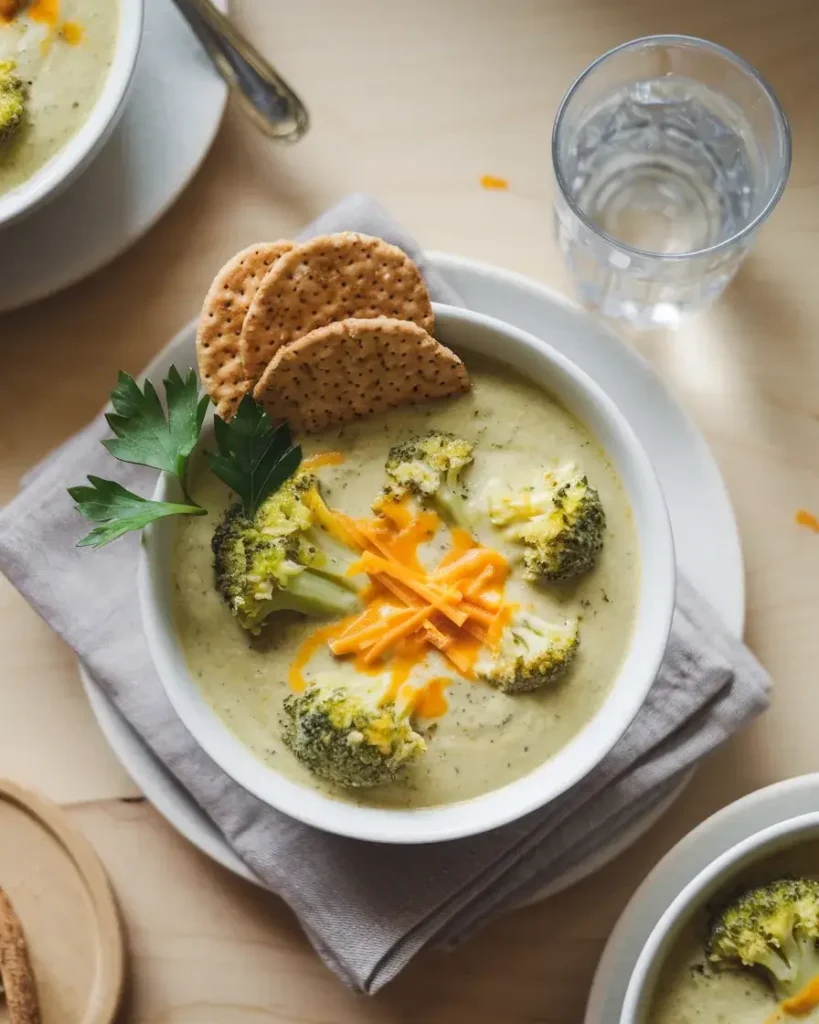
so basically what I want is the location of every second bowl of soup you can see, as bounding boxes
[622,812,819,1024]
[0,0,142,227]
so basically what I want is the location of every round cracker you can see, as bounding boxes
[196,241,294,418]
[252,316,470,433]
[240,233,435,387]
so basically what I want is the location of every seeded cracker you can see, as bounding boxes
[240,233,435,387]
[196,241,294,418]
[252,317,471,433]
[0,888,39,1024]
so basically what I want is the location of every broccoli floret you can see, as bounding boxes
[0,61,25,144]
[707,878,819,1000]
[487,465,605,582]
[475,611,579,694]
[212,472,360,633]
[381,429,475,526]
[282,672,426,787]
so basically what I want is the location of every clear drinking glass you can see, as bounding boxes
[552,35,791,327]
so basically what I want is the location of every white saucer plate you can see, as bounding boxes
[80,251,745,889]
[0,0,228,312]
[585,774,819,1023]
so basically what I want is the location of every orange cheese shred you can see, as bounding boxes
[458,600,496,627]
[434,547,508,584]
[377,637,428,705]
[422,618,452,651]
[59,20,83,43]
[329,608,415,655]
[291,493,516,688]
[29,0,59,25]
[436,527,476,569]
[796,509,819,533]
[304,489,363,549]
[480,174,509,190]
[362,605,437,665]
[371,573,423,608]
[388,510,439,571]
[442,634,482,676]
[486,603,517,652]
[375,497,415,530]
[353,521,409,567]
[463,564,496,596]
[302,450,345,471]
[288,620,353,692]
[779,975,819,1016]
[400,676,450,720]
[351,552,467,625]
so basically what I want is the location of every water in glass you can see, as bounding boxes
[554,73,771,326]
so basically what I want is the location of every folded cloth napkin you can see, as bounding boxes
[0,195,772,993]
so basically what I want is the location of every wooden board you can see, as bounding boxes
[0,782,124,1024]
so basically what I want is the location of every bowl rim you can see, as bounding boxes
[620,809,819,1022]
[0,0,144,229]
[140,303,676,844]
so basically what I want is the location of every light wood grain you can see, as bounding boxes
[1,0,818,1019]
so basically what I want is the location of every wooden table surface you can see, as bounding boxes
[1,0,817,1019]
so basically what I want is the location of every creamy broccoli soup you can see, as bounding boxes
[0,1,119,196]
[171,359,639,808]
[649,842,819,1024]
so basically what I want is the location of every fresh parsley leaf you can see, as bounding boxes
[207,395,302,515]
[103,366,209,486]
[69,476,206,549]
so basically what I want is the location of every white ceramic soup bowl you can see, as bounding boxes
[140,303,675,844]
[0,0,143,229]
[620,811,819,1023]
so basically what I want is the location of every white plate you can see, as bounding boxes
[584,774,819,1023]
[80,252,745,885]
[0,0,228,312]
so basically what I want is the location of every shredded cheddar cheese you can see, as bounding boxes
[398,676,450,720]
[59,20,83,44]
[290,496,516,705]
[29,0,59,26]
[780,975,819,1016]
[480,174,509,190]
[796,509,819,533]
[302,450,345,471]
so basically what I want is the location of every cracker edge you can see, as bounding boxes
[239,232,435,385]
[252,316,471,431]
[196,241,295,417]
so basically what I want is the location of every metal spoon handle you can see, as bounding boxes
[173,0,309,141]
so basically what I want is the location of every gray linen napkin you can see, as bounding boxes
[0,195,771,993]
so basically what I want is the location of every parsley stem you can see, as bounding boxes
[178,466,198,509]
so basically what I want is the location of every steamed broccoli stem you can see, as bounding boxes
[431,476,471,528]
[779,933,819,997]
[303,527,360,586]
[212,473,362,633]
[256,569,361,620]
[707,878,819,1001]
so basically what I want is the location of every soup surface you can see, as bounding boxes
[172,360,640,808]
[649,841,819,1024]
[0,0,119,195]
